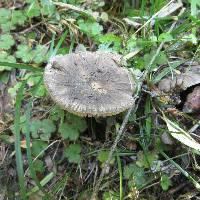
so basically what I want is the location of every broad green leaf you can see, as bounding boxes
[124,163,146,188]
[99,33,122,51]
[59,123,80,141]
[163,115,200,151]
[78,19,103,37]
[0,34,15,50]
[64,144,81,164]
[103,191,119,200]
[66,113,87,133]
[30,120,42,138]
[40,119,56,140]
[16,44,48,63]
[32,140,48,157]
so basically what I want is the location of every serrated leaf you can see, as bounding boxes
[41,0,55,16]
[32,140,48,157]
[12,10,27,26]
[66,113,87,132]
[163,115,200,151]
[41,119,56,135]
[78,19,103,36]
[30,120,42,138]
[124,163,146,188]
[0,34,15,50]
[64,144,81,164]
[16,44,48,63]
[0,9,27,32]
[59,123,80,141]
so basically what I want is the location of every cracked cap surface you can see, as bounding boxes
[44,51,135,117]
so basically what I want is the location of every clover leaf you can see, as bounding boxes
[0,34,15,50]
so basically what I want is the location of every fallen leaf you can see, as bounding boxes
[162,114,200,151]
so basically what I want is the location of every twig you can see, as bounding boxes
[134,0,175,34]
[19,22,42,34]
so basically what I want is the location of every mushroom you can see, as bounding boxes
[44,51,135,117]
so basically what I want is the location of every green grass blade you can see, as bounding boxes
[14,81,27,200]
[116,152,123,200]
[24,78,46,195]
[0,62,43,72]
[161,151,200,191]
[51,29,68,57]
[27,172,54,196]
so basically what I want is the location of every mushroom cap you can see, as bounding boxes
[44,51,135,117]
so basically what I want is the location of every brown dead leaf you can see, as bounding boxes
[158,65,200,92]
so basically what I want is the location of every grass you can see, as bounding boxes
[0,0,200,199]
[14,81,27,200]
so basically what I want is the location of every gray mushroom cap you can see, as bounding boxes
[44,51,135,117]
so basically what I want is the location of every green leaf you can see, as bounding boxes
[50,106,65,121]
[97,151,115,164]
[0,71,9,84]
[16,44,48,63]
[12,10,27,26]
[158,32,173,42]
[0,34,15,50]
[99,33,122,52]
[0,51,16,71]
[59,123,80,141]
[78,19,103,37]
[136,151,158,168]
[0,8,11,24]
[16,45,34,63]
[41,0,55,16]
[103,191,119,200]
[33,159,45,173]
[66,113,87,133]
[0,9,27,32]
[30,120,42,138]
[59,113,87,141]
[124,163,146,188]
[32,140,48,157]
[27,2,41,18]
[40,119,56,141]
[64,144,81,164]
[8,82,22,97]
[160,174,171,191]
